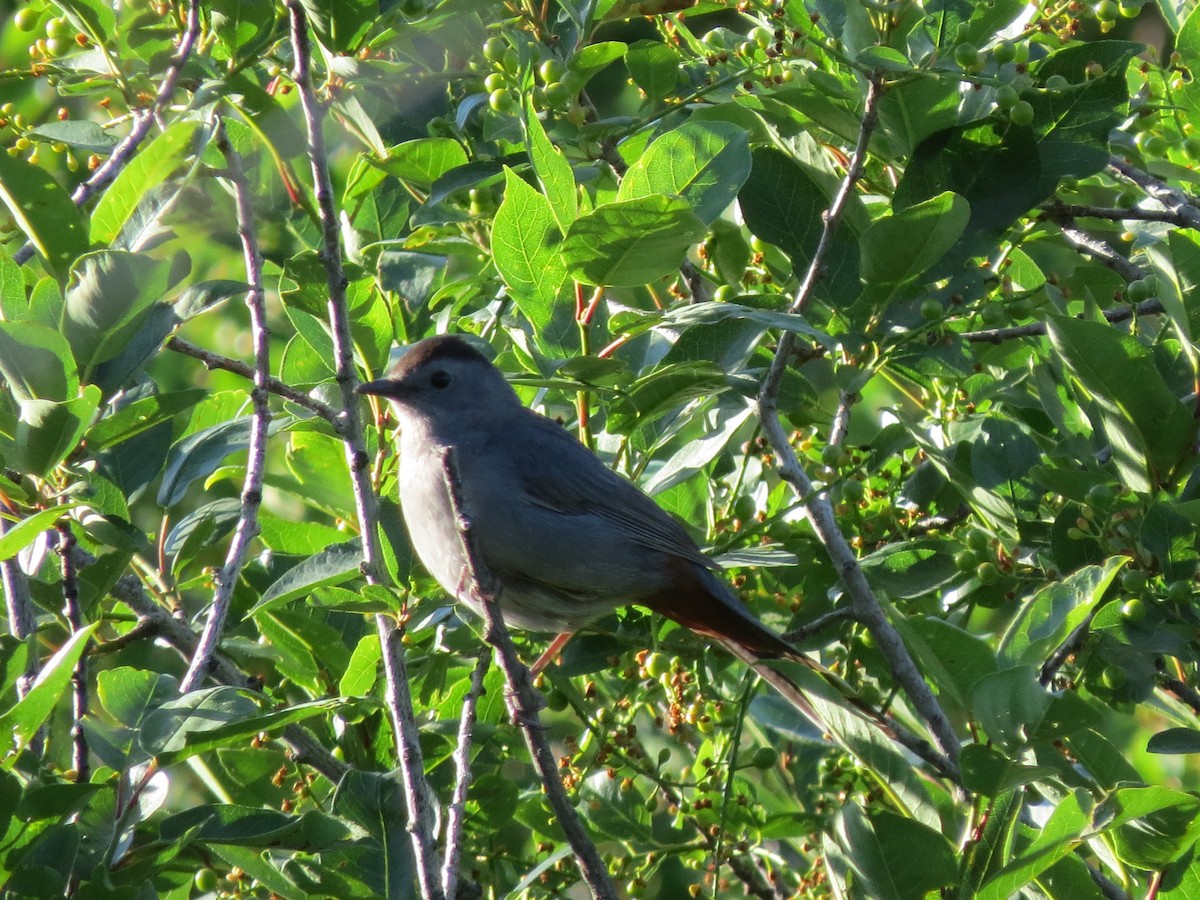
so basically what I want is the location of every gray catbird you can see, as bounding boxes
[356,334,797,661]
[357,335,949,774]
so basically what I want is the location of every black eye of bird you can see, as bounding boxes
[430,370,451,389]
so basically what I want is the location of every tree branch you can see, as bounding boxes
[15,0,202,264]
[286,5,444,896]
[755,76,961,770]
[1109,155,1200,230]
[55,523,89,781]
[961,299,1165,344]
[166,337,340,422]
[438,445,618,900]
[181,120,272,694]
[442,651,489,900]
[0,511,39,700]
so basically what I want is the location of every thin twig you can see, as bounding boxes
[442,651,490,900]
[1039,616,1094,687]
[781,607,855,644]
[906,506,970,536]
[755,76,961,770]
[1159,675,1200,716]
[181,121,272,694]
[377,614,445,895]
[166,337,340,422]
[828,390,856,448]
[439,446,618,900]
[1056,221,1145,282]
[14,0,202,264]
[1041,200,1182,224]
[961,299,1165,344]
[0,511,39,699]
[286,5,444,896]
[55,523,89,782]
[1109,155,1200,230]
[89,617,161,655]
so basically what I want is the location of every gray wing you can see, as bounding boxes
[499,410,719,573]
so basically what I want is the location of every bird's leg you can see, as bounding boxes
[530,631,574,675]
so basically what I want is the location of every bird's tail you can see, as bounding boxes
[719,638,955,779]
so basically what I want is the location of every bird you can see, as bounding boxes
[356,335,946,771]
[355,334,797,662]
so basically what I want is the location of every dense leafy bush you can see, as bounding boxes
[2,0,1200,897]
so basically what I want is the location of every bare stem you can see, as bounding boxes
[181,121,272,694]
[438,446,618,900]
[286,4,443,896]
[0,512,39,699]
[15,0,202,264]
[755,76,961,769]
[55,523,89,781]
[166,337,340,422]
[441,652,490,900]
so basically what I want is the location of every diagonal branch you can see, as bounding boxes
[755,76,961,770]
[438,446,618,900]
[285,5,444,898]
[166,337,340,422]
[1109,155,1200,230]
[15,1,203,264]
[181,120,272,694]
[442,651,490,900]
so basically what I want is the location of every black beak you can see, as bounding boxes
[356,379,398,397]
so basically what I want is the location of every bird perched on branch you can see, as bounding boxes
[357,335,946,773]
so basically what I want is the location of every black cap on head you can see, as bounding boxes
[356,335,493,397]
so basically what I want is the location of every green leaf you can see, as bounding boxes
[860,191,969,288]
[0,507,76,562]
[570,41,627,82]
[524,101,576,231]
[1108,786,1200,870]
[1031,42,1138,179]
[14,387,102,477]
[860,540,960,600]
[1000,557,1126,666]
[625,40,679,100]
[339,634,381,697]
[90,120,203,244]
[560,194,705,286]
[0,151,87,280]
[29,121,120,155]
[379,138,468,187]
[959,743,1058,797]
[155,697,361,768]
[61,250,174,378]
[1047,314,1195,490]
[140,686,260,756]
[1149,728,1200,755]
[492,167,568,318]
[158,416,285,508]
[250,540,364,616]
[331,771,415,896]
[85,389,206,451]
[959,791,1024,897]
[977,790,1093,900]
[617,121,751,224]
[900,616,998,709]
[0,624,99,766]
[971,665,1051,750]
[894,122,1048,262]
[0,321,76,402]
[828,806,957,900]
